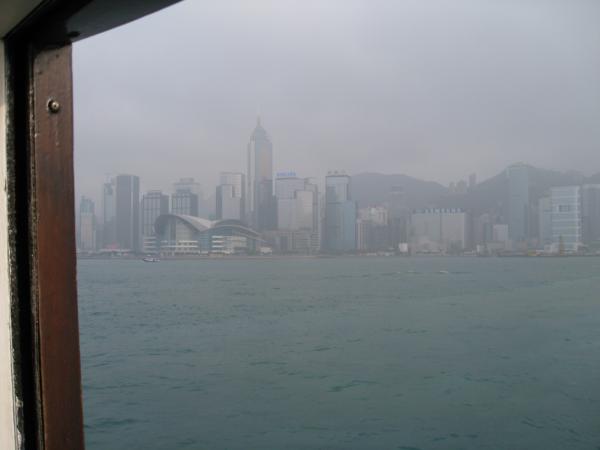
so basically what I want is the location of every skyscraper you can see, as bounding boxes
[551,186,582,252]
[101,178,117,249]
[324,172,356,252]
[274,173,318,231]
[172,177,202,216]
[387,185,410,247]
[538,196,552,248]
[141,190,169,253]
[582,184,600,248]
[173,177,202,198]
[216,172,245,221]
[410,208,469,254]
[115,174,140,252]
[78,196,96,252]
[172,190,199,216]
[356,206,389,252]
[507,163,530,243]
[247,116,274,231]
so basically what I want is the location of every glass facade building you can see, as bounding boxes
[141,190,169,252]
[324,173,356,252]
[551,186,582,252]
[582,184,600,248]
[171,190,199,217]
[115,174,140,252]
[78,196,96,251]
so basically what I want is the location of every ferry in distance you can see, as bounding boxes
[142,256,160,263]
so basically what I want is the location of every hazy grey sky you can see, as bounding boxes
[74,0,600,201]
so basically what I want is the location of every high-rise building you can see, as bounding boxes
[323,172,356,252]
[247,116,275,230]
[141,190,169,253]
[473,213,493,247]
[216,172,245,221]
[172,178,201,216]
[507,163,530,243]
[582,184,600,248]
[267,173,320,253]
[551,186,582,252]
[78,196,96,252]
[356,206,389,251]
[173,177,202,198]
[172,190,198,216]
[387,186,410,248]
[410,208,469,253]
[115,174,140,252]
[101,178,117,249]
[538,196,552,248]
[275,173,311,229]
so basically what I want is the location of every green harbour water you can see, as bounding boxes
[78,256,600,449]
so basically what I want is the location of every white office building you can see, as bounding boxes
[551,186,582,252]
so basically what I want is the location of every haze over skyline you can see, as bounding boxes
[74,0,600,202]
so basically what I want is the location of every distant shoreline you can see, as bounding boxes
[77,253,600,261]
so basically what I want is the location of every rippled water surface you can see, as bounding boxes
[78,257,600,449]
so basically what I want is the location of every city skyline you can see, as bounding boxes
[73,0,600,203]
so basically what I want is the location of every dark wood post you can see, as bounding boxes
[30,44,85,450]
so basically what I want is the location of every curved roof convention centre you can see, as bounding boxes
[154,214,260,238]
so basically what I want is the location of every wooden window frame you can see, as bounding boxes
[3,1,181,448]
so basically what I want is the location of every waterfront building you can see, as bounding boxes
[356,206,390,252]
[507,163,530,243]
[101,178,117,249]
[582,184,600,249]
[141,190,169,253]
[323,172,356,252]
[551,186,582,252]
[154,214,260,255]
[472,213,493,247]
[247,116,275,231]
[263,229,318,254]
[538,197,552,248]
[275,174,317,230]
[216,172,245,221]
[78,196,96,252]
[410,208,469,253]
[115,174,140,252]
[270,173,320,253]
[387,186,410,249]
[210,235,248,255]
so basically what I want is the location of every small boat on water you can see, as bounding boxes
[142,257,160,263]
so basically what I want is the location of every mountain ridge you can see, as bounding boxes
[351,165,600,215]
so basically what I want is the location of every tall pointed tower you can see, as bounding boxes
[247,116,274,230]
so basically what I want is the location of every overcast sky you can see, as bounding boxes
[73,0,600,202]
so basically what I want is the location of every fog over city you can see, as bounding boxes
[61,3,600,446]
[74,0,600,202]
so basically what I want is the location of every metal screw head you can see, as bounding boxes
[47,99,60,113]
